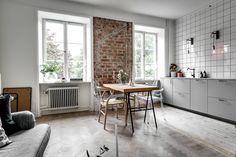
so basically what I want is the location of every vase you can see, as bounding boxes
[170,71,177,77]
[177,72,183,77]
[44,72,58,82]
[120,79,126,84]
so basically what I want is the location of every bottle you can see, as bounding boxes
[203,71,207,78]
[200,72,203,78]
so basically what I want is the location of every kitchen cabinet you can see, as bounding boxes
[173,78,190,109]
[161,77,236,122]
[161,78,173,104]
[208,80,236,100]
[207,79,236,121]
[190,79,207,113]
[173,78,190,93]
[208,97,236,121]
[173,91,190,109]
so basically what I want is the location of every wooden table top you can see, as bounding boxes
[103,83,159,93]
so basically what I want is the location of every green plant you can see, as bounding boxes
[169,64,177,72]
[40,62,62,75]
[117,69,128,83]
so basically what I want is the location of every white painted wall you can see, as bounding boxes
[0,0,175,116]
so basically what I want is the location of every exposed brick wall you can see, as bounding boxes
[93,17,133,84]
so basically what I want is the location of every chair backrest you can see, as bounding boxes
[156,88,164,93]
[93,80,101,98]
[152,80,161,87]
[153,88,164,99]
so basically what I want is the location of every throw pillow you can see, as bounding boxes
[0,127,12,148]
[0,94,19,135]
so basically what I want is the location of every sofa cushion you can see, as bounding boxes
[0,127,12,148]
[12,111,36,130]
[0,124,51,157]
[0,95,19,135]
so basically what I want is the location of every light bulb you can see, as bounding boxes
[212,49,216,54]
[212,45,216,54]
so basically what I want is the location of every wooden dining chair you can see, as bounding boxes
[98,93,126,130]
[136,88,166,120]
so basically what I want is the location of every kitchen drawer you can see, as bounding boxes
[208,80,220,98]
[208,80,236,100]
[173,91,190,109]
[173,78,190,93]
[221,80,236,100]
[208,97,236,121]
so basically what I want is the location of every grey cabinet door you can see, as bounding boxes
[173,78,190,93]
[208,97,236,121]
[173,91,190,109]
[162,78,173,104]
[172,78,190,108]
[208,80,236,100]
[190,79,208,113]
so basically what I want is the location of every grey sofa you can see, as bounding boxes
[0,111,51,157]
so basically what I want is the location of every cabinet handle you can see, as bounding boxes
[177,92,184,97]
[218,98,226,102]
[218,80,227,82]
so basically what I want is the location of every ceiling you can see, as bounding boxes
[68,0,216,19]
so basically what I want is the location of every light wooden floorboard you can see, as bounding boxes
[36,106,233,157]
[155,106,236,157]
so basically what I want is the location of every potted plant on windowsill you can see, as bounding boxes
[40,62,62,82]
[169,63,177,77]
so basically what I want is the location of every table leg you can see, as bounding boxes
[127,93,134,133]
[144,92,149,123]
[150,91,158,128]
[125,94,128,126]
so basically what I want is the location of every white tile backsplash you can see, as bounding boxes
[176,0,236,78]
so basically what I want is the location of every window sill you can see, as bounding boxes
[39,80,91,85]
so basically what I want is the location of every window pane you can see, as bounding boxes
[135,33,143,49]
[135,64,142,79]
[145,34,156,50]
[68,44,84,79]
[67,24,84,44]
[145,64,155,80]
[67,24,85,79]
[145,49,155,64]
[135,49,142,63]
[45,21,64,62]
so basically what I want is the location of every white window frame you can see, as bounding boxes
[42,18,87,80]
[134,30,158,81]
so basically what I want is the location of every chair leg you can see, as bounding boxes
[132,96,136,115]
[144,92,150,123]
[104,105,108,130]
[160,100,166,121]
[116,104,119,119]
[98,104,102,122]
[125,102,128,126]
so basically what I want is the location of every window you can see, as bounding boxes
[43,19,86,79]
[38,11,91,82]
[134,31,157,80]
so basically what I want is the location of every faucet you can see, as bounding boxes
[187,68,195,78]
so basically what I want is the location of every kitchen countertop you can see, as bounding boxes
[161,77,236,80]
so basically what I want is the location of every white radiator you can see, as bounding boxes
[47,87,80,110]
